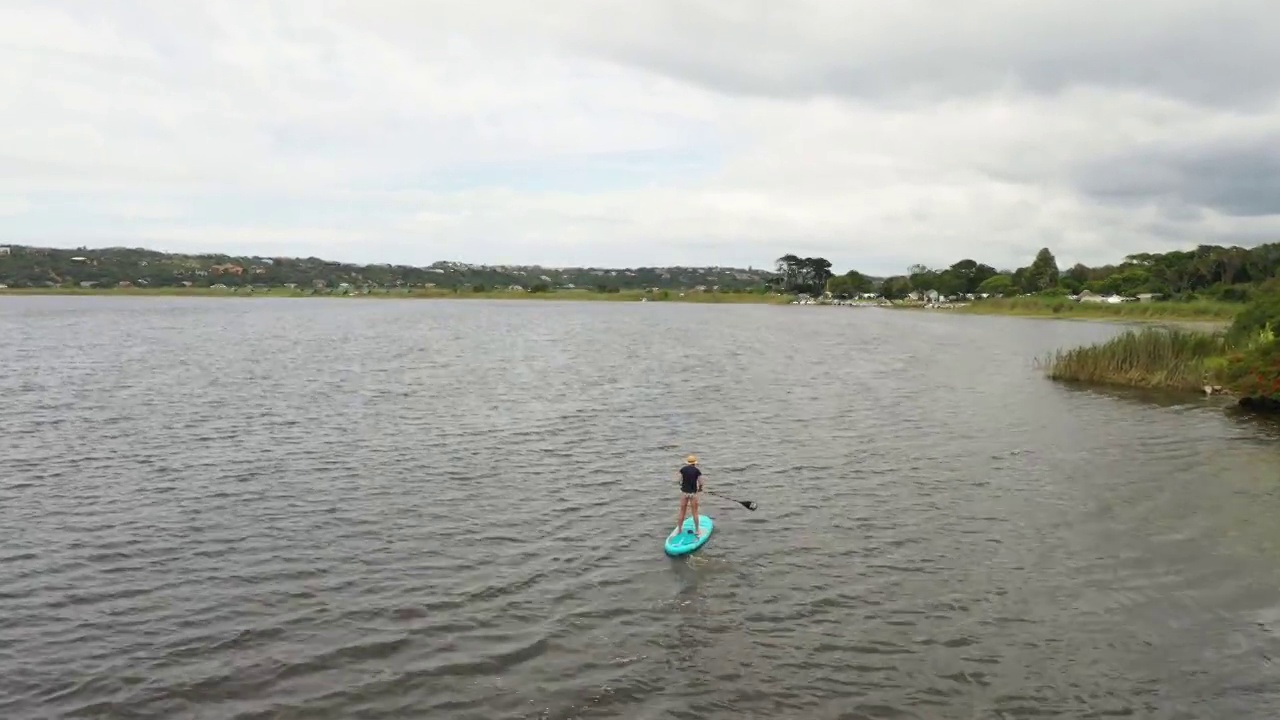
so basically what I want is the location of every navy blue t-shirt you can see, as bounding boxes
[679,464,701,493]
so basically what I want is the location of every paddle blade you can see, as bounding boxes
[740,500,758,511]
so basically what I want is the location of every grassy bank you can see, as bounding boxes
[1036,284,1280,410]
[954,296,1241,322]
[1035,327,1229,392]
[0,286,793,304]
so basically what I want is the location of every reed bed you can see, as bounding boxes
[1036,327,1230,392]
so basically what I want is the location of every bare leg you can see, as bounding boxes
[675,495,689,534]
[691,494,701,537]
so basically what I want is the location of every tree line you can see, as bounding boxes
[0,245,776,293]
[776,243,1280,302]
[6,242,1279,301]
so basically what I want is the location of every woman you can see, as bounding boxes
[675,454,704,538]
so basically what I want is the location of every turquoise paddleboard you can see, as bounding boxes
[664,514,714,557]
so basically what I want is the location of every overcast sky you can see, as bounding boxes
[3,1,1279,275]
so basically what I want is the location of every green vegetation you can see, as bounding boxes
[951,295,1241,323]
[6,241,1280,312]
[1214,283,1280,407]
[1039,279,1280,411]
[0,244,778,295]
[769,255,831,295]
[1037,328,1229,392]
[873,244,1280,301]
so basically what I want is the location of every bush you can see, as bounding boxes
[1213,283,1255,303]
[1228,279,1280,342]
[1218,274,1280,401]
[1218,323,1280,398]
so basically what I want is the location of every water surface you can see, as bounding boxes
[2,297,1279,719]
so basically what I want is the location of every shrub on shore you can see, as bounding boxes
[1213,279,1280,402]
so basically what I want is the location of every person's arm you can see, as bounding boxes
[697,468,705,492]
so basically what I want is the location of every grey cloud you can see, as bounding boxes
[561,0,1280,108]
[1071,133,1280,216]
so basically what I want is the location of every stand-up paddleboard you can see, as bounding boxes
[664,514,714,557]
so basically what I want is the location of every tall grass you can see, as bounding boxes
[961,296,1240,321]
[1036,327,1230,392]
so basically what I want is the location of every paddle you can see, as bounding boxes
[705,489,758,511]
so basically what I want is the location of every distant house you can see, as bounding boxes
[0,246,10,256]
[1077,290,1106,303]
[1135,293,1163,302]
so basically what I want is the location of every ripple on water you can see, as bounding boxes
[2,299,1280,718]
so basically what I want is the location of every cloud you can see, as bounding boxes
[1,0,1278,276]
[1070,127,1280,217]
[551,0,1280,108]
[0,196,31,216]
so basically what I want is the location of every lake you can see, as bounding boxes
[2,296,1279,719]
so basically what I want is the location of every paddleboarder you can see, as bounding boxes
[676,455,704,538]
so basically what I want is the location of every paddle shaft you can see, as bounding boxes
[704,489,757,511]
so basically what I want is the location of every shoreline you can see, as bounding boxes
[0,288,1238,325]
[0,287,793,305]
[885,299,1238,330]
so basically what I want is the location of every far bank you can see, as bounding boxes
[888,295,1240,326]
[0,286,793,305]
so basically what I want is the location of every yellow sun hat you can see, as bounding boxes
[686,455,698,464]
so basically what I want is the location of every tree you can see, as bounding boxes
[826,270,873,298]
[908,265,937,292]
[1027,248,1060,291]
[774,254,834,295]
[880,276,912,299]
[977,274,1016,296]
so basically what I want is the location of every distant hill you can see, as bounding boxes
[0,244,780,293]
